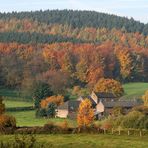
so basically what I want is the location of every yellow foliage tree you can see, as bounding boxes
[142,91,148,106]
[116,49,133,80]
[77,99,94,128]
[94,78,124,97]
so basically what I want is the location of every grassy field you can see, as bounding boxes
[0,134,148,148]
[122,82,148,99]
[8,110,76,127]
[4,100,33,108]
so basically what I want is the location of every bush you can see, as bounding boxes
[35,108,47,118]
[121,111,144,128]
[0,134,48,148]
[135,115,148,129]
[36,103,56,118]
[59,120,69,131]
[0,114,16,128]
[132,105,148,115]
[44,122,55,130]
[46,103,56,118]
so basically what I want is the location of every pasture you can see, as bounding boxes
[123,82,148,99]
[8,110,76,127]
[0,134,148,148]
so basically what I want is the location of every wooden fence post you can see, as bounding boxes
[112,128,114,134]
[118,129,121,135]
[104,128,106,134]
[140,130,142,137]
[128,130,130,136]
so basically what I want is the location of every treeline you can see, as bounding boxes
[0,42,148,97]
[0,10,148,35]
[0,32,84,44]
[0,19,148,47]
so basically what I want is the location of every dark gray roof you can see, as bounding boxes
[68,100,80,111]
[87,96,97,107]
[58,100,80,111]
[95,92,117,98]
[103,100,142,108]
[78,96,97,107]
[58,101,69,110]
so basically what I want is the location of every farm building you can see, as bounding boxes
[57,91,142,119]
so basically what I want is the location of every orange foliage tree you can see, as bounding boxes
[40,95,64,108]
[94,78,124,97]
[77,99,94,128]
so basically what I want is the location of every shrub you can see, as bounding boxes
[46,103,56,118]
[135,115,148,129]
[112,115,124,127]
[101,121,112,130]
[132,105,148,115]
[112,106,124,117]
[0,114,16,128]
[60,120,69,130]
[121,111,144,128]
[0,134,46,148]
[44,121,55,131]
[35,108,47,118]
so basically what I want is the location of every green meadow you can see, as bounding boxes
[0,134,148,148]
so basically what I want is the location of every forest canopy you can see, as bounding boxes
[0,10,148,98]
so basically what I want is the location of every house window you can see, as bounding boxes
[70,106,74,110]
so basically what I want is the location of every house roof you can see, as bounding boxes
[58,101,69,110]
[103,100,142,108]
[95,92,117,98]
[77,95,97,107]
[87,96,97,107]
[58,100,80,111]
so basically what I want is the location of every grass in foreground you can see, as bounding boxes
[8,110,76,127]
[0,134,148,148]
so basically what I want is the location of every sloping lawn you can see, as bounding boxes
[123,82,148,99]
[8,110,76,127]
[4,100,33,108]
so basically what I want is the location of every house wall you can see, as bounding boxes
[68,112,77,119]
[90,91,98,104]
[77,96,83,101]
[96,101,104,113]
[56,109,68,118]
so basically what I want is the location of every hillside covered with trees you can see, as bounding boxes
[0,10,148,99]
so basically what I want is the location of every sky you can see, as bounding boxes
[0,0,147,23]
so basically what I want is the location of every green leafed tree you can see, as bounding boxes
[33,82,53,108]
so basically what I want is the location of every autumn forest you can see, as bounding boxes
[0,10,148,98]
